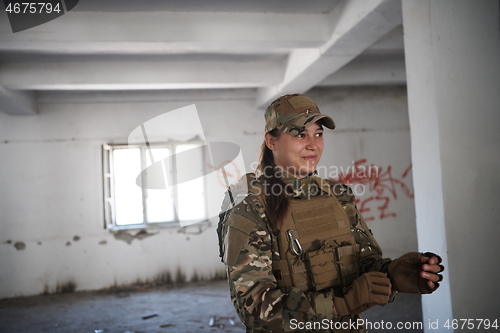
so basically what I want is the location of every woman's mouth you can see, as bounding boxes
[303,155,317,162]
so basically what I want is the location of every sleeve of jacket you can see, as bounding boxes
[223,210,347,332]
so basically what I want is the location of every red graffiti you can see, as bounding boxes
[330,159,414,221]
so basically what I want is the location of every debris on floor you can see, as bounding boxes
[141,313,158,320]
[209,315,237,328]
[0,280,422,333]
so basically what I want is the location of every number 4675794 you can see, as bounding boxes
[5,2,62,14]
[444,319,498,330]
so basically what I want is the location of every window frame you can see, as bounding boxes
[102,140,209,230]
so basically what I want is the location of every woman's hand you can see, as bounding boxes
[420,253,444,289]
[388,252,444,294]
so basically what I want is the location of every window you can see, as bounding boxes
[102,141,207,229]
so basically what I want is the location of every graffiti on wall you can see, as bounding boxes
[330,159,414,221]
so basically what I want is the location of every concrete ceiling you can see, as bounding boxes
[71,0,343,14]
[0,0,405,115]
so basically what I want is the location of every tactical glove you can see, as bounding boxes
[334,271,391,316]
[388,252,444,294]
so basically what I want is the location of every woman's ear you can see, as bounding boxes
[264,132,276,151]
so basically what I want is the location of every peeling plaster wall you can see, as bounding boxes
[0,86,415,299]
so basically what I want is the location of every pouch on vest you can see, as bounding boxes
[308,243,360,291]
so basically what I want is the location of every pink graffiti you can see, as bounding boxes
[330,159,414,221]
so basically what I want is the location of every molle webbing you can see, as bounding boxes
[277,194,359,292]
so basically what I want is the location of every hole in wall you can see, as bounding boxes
[14,242,26,251]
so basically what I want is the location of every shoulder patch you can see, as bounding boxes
[224,213,258,266]
[226,210,257,235]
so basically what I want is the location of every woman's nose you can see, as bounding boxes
[305,136,317,150]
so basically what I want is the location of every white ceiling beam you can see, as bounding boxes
[0,11,329,55]
[0,60,284,90]
[0,87,37,115]
[256,0,402,108]
[318,56,406,86]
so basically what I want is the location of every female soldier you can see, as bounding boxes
[218,94,443,332]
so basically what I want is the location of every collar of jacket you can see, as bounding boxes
[274,167,332,199]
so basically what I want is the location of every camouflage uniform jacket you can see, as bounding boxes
[219,171,392,332]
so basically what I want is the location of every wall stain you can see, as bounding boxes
[73,235,80,241]
[14,242,26,251]
[191,271,200,283]
[65,241,71,246]
[4,240,12,244]
[175,268,186,284]
[112,229,158,244]
[211,270,226,281]
[177,224,210,235]
[55,280,77,293]
[101,269,225,293]
[40,281,78,295]
[156,271,173,285]
[98,240,107,245]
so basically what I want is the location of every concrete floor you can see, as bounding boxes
[0,280,423,333]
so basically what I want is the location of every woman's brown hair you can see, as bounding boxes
[257,129,292,230]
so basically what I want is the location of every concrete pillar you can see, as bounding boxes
[403,1,500,331]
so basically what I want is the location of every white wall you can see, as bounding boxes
[0,86,415,298]
[403,0,500,328]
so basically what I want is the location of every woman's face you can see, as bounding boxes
[265,122,324,179]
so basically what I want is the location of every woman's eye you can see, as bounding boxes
[316,133,323,137]
[296,133,305,138]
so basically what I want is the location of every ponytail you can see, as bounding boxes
[257,129,291,229]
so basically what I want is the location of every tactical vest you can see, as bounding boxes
[276,193,360,292]
[248,178,360,292]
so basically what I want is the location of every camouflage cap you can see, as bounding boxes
[264,94,335,135]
